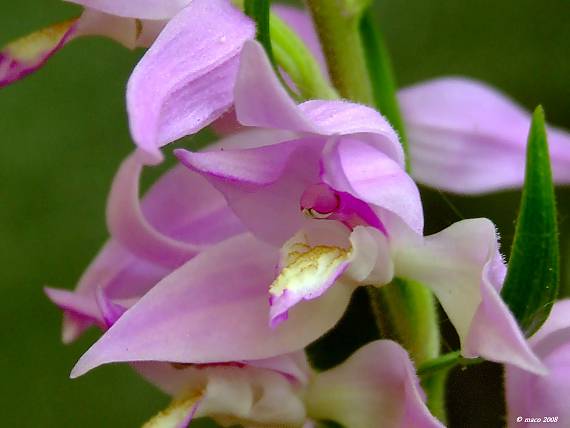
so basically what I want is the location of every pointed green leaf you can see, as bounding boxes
[501,106,559,336]
[359,8,409,169]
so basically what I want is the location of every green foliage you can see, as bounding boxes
[501,106,560,336]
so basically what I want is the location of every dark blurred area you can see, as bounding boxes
[0,0,568,427]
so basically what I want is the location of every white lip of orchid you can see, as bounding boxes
[142,389,203,428]
[269,240,352,304]
[267,226,395,328]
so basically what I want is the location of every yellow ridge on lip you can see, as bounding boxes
[5,19,77,63]
[270,243,350,298]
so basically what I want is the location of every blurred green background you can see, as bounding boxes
[1,0,569,427]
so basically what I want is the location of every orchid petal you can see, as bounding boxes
[268,223,394,327]
[142,365,306,428]
[95,287,127,328]
[268,222,353,326]
[51,153,242,342]
[127,0,255,163]
[71,234,353,377]
[505,300,570,427]
[235,41,404,166]
[0,19,78,89]
[66,0,190,20]
[391,216,545,374]
[299,100,404,166]
[235,40,316,132]
[195,369,305,425]
[305,340,444,428]
[56,240,168,343]
[45,287,103,327]
[136,352,309,396]
[176,138,324,245]
[400,78,570,193]
[346,226,394,285]
[0,9,164,89]
[321,138,423,234]
[76,9,167,49]
[107,152,242,268]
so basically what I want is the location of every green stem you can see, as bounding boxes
[421,370,450,424]
[417,351,482,423]
[270,13,338,100]
[305,1,446,421]
[305,0,374,104]
[375,279,439,365]
[359,7,409,168]
[377,279,443,420]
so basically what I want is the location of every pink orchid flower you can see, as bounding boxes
[1,0,256,164]
[0,6,170,89]
[125,0,255,164]
[4,3,569,193]
[400,78,570,193]
[278,7,570,195]
[60,42,544,380]
[505,300,570,427]
[1,0,254,155]
[140,341,443,428]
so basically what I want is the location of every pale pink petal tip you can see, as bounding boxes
[305,340,444,428]
[401,77,570,193]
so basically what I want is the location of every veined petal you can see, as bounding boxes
[176,138,325,245]
[67,0,190,20]
[235,41,404,166]
[127,0,255,163]
[391,216,545,374]
[71,234,352,377]
[235,41,316,132]
[299,100,404,167]
[305,340,444,428]
[400,78,570,193]
[107,152,242,268]
[50,153,242,342]
[321,137,423,234]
